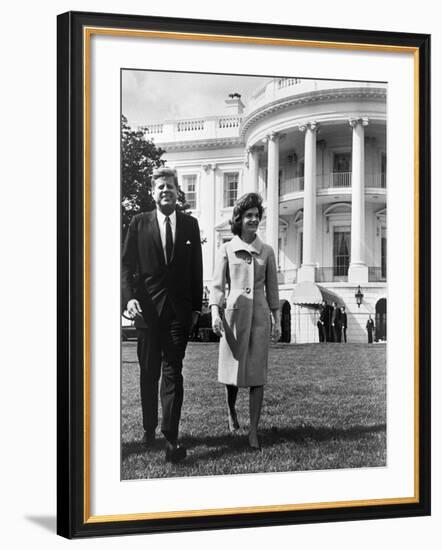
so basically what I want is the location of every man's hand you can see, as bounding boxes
[190,311,200,333]
[126,299,143,320]
[212,316,224,337]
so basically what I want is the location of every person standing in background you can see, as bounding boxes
[340,306,348,343]
[317,300,327,342]
[366,314,375,344]
[331,302,341,342]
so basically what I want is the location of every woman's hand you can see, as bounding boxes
[212,316,224,337]
[271,308,281,343]
[271,322,281,343]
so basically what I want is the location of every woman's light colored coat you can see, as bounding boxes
[210,235,279,387]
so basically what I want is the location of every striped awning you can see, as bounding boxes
[290,281,343,307]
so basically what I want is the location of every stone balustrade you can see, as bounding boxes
[143,115,243,143]
[244,79,385,118]
[279,173,385,197]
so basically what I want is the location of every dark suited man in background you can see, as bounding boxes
[366,314,375,344]
[122,167,203,463]
[317,300,327,342]
[331,301,341,342]
[340,306,348,343]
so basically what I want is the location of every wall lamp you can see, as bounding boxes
[355,285,364,308]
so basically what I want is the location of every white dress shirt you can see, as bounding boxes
[156,208,176,262]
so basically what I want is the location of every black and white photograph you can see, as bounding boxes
[120,70,388,480]
[0,0,437,545]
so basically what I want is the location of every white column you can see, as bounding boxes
[297,121,318,283]
[266,132,280,263]
[247,146,260,193]
[203,163,217,277]
[348,117,369,283]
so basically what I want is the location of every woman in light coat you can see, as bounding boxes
[210,193,280,450]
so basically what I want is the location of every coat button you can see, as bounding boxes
[245,287,251,293]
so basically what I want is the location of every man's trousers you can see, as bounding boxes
[136,304,190,442]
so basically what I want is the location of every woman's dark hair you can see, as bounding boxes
[230,192,264,236]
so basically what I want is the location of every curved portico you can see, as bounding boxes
[241,79,387,288]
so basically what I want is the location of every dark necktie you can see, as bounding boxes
[165,216,173,264]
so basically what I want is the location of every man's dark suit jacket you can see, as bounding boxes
[331,306,341,325]
[122,209,203,325]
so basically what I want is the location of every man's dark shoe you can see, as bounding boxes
[165,445,187,463]
[141,431,156,447]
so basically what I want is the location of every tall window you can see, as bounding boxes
[182,174,197,210]
[299,232,303,266]
[332,153,352,188]
[381,153,387,188]
[223,172,238,207]
[333,229,350,277]
[297,160,304,178]
[333,152,351,173]
[381,228,387,279]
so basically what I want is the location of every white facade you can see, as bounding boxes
[144,79,387,343]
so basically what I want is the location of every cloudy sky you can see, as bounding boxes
[122,70,271,128]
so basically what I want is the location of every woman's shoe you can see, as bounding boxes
[228,415,240,433]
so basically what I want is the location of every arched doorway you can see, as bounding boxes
[280,300,291,343]
[375,298,387,341]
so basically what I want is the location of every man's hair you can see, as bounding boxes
[152,167,178,189]
[230,192,264,236]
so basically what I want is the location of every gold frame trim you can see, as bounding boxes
[83,26,421,525]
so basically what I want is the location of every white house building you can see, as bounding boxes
[143,78,387,343]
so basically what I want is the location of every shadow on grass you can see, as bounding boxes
[259,423,386,444]
[121,438,164,460]
[121,433,249,462]
[122,422,386,462]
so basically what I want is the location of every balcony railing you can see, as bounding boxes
[277,77,301,89]
[320,172,352,189]
[143,123,163,134]
[218,116,242,129]
[142,115,243,142]
[279,172,387,196]
[280,176,304,195]
[245,79,386,118]
[366,173,387,188]
[177,119,205,132]
[276,266,386,284]
[368,267,387,282]
[277,269,298,284]
[316,267,348,282]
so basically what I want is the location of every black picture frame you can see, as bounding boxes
[57,10,431,539]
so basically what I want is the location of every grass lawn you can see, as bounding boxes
[121,342,386,480]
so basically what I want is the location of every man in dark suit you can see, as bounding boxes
[331,301,341,342]
[122,167,203,463]
[317,300,327,342]
[340,306,348,343]
[366,315,375,344]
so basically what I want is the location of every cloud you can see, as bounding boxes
[122,70,270,127]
